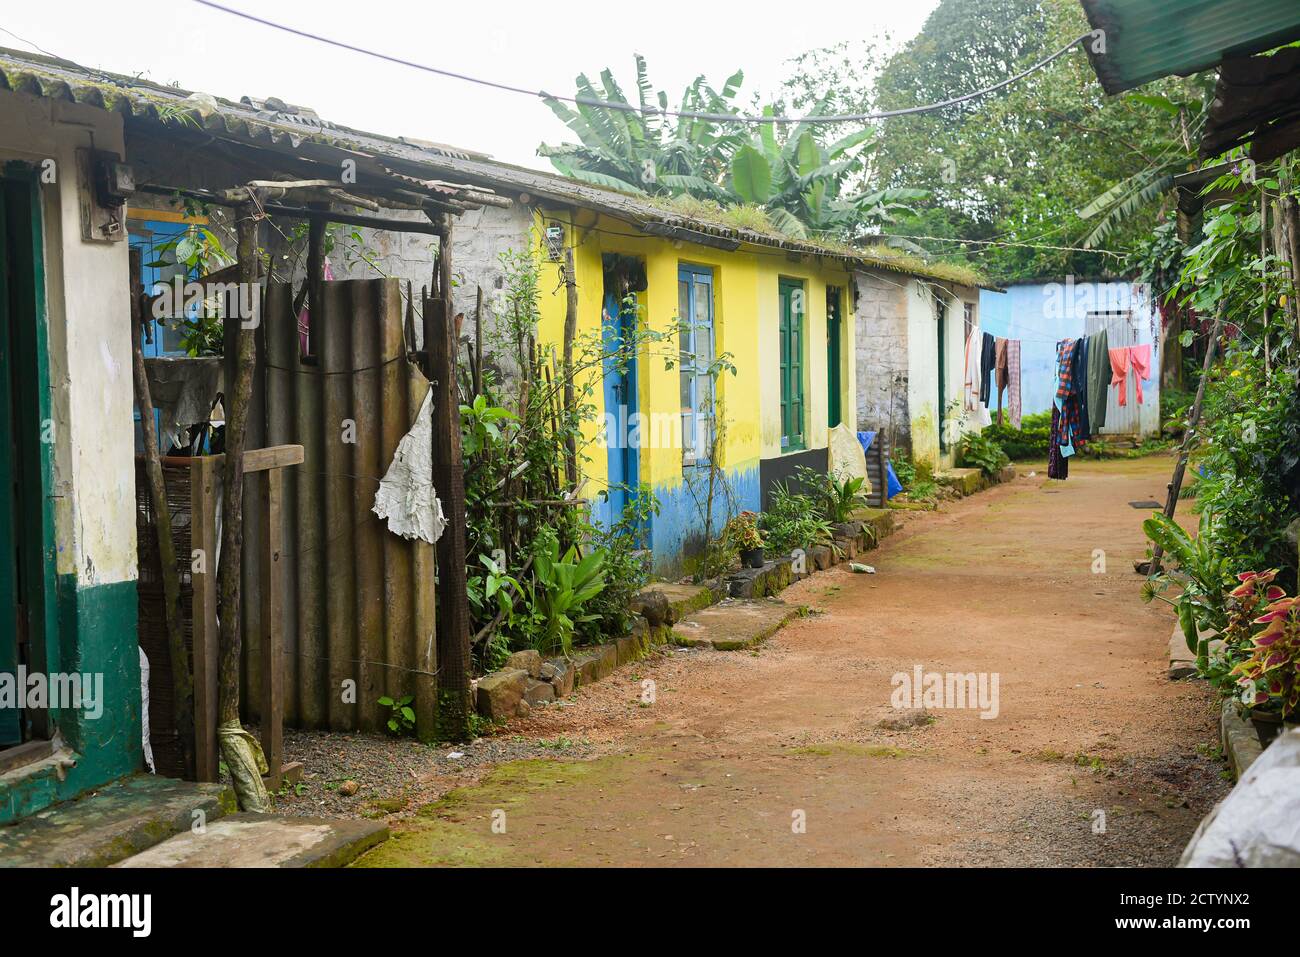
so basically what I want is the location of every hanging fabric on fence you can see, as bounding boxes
[1109,343,1152,406]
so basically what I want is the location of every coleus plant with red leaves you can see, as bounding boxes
[1231,571,1300,717]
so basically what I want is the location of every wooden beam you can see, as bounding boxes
[259,467,284,791]
[190,454,220,782]
[243,444,306,473]
[429,217,472,740]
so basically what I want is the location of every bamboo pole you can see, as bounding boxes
[1141,310,1225,575]
[128,247,196,779]
[562,247,578,488]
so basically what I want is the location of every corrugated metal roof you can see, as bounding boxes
[0,46,986,287]
[1080,0,1300,94]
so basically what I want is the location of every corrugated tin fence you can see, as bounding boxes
[239,278,437,737]
[1085,309,1162,439]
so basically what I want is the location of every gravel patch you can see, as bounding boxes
[272,726,597,822]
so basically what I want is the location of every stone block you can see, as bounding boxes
[504,650,542,678]
[475,668,529,720]
[523,678,556,706]
[629,589,671,627]
[542,658,575,697]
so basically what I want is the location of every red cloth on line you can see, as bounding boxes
[1109,344,1152,406]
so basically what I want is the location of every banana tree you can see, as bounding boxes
[538,56,746,199]
[727,108,924,238]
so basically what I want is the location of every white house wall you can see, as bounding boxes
[0,89,135,586]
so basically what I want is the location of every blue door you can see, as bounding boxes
[602,289,638,525]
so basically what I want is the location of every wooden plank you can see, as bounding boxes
[0,738,54,775]
[259,467,284,791]
[190,455,220,782]
[242,444,305,473]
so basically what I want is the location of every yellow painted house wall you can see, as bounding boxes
[527,208,856,573]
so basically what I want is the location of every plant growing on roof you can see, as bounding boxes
[538,57,747,200]
[727,106,925,239]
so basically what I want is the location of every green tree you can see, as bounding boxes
[781,0,1212,279]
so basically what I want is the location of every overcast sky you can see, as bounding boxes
[0,0,939,169]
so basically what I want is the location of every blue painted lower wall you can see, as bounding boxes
[647,465,761,577]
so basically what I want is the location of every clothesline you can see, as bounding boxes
[990,314,1149,345]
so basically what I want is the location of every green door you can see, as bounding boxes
[779,279,805,450]
[826,286,842,428]
[936,298,948,452]
[0,170,54,749]
[0,182,19,746]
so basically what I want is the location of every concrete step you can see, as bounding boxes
[671,598,803,651]
[117,812,388,868]
[0,774,235,867]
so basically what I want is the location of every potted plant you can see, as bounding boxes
[726,511,766,569]
[1231,572,1300,746]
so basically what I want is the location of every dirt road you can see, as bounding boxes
[354,455,1229,867]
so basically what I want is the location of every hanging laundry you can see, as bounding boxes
[1072,336,1090,439]
[1053,338,1083,460]
[1048,405,1069,480]
[1109,343,1153,406]
[979,331,996,405]
[963,327,992,426]
[1006,339,1022,430]
[1086,329,1109,431]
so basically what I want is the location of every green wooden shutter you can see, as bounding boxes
[779,279,805,450]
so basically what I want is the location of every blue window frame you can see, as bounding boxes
[678,264,715,468]
[128,219,201,357]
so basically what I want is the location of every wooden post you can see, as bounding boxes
[430,218,472,740]
[259,467,284,790]
[129,246,196,779]
[562,247,579,488]
[191,455,220,782]
[217,201,261,733]
[1142,311,1224,575]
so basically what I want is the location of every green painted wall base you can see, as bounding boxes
[0,578,142,824]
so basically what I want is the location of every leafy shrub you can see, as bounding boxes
[793,465,870,522]
[580,490,659,642]
[759,481,834,557]
[523,537,607,658]
[1190,349,1300,581]
[379,694,416,736]
[957,431,1010,476]
[982,410,1050,461]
